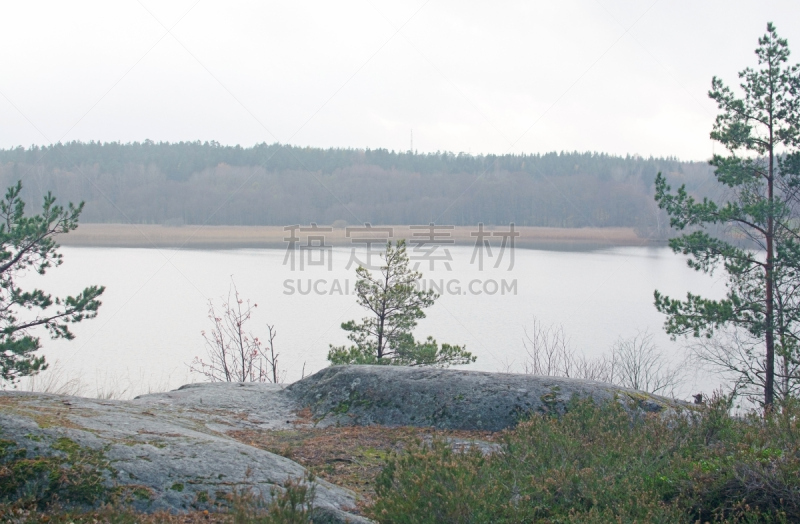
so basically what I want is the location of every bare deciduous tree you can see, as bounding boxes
[521,319,613,382]
[610,330,683,397]
[519,319,684,397]
[690,327,800,406]
[190,279,282,383]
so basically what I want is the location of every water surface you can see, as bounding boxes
[21,245,726,398]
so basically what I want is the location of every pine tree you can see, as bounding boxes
[0,181,105,384]
[328,240,475,367]
[654,23,800,406]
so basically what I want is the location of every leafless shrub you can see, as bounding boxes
[573,353,615,383]
[610,330,684,397]
[520,319,684,396]
[191,279,283,383]
[690,327,800,407]
[522,319,570,376]
[522,319,613,382]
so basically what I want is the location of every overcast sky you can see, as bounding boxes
[1,1,798,161]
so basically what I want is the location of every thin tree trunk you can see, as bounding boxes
[765,114,775,407]
[377,265,390,359]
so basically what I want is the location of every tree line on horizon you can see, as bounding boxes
[0,142,716,230]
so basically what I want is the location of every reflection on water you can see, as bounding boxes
[17,245,726,399]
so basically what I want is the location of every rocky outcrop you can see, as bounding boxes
[0,365,687,518]
[288,365,686,431]
[0,384,366,522]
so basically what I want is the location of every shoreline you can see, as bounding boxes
[56,224,660,251]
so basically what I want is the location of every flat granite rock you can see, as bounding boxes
[0,386,367,523]
[0,365,689,518]
[287,365,689,431]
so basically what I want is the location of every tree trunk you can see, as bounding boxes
[765,120,775,408]
[377,267,390,360]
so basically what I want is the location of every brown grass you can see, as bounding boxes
[57,223,649,249]
[228,425,498,503]
[0,395,86,431]
[0,506,230,523]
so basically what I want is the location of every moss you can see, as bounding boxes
[131,486,153,501]
[0,438,22,461]
[170,482,184,492]
[332,400,350,415]
[52,437,81,455]
[332,390,375,416]
[0,435,113,509]
[359,446,390,462]
[27,407,87,431]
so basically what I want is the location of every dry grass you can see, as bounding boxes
[0,506,231,523]
[228,424,498,503]
[57,224,649,250]
[0,395,87,431]
[16,362,176,401]
[19,361,85,397]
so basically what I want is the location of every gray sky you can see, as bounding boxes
[1,1,798,161]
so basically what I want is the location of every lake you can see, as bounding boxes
[17,244,726,399]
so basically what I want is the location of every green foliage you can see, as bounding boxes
[370,397,800,523]
[230,474,315,524]
[654,23,800,406]
[0,505,145,524]
[0,436,111,509]
[0,454,318,522]
[0,181,104,384]
[328,240,475,367]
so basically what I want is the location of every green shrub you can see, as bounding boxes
[0,436,111,509]
[0,473,318,523]
[230,474,316,524]
[369,396,800,523]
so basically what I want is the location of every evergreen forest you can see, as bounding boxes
[0,141,715,230]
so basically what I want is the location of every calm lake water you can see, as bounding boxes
[19,245,726,399]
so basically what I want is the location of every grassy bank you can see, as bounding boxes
[55,224,650,250]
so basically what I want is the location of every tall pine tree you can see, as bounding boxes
[655,23,800,407]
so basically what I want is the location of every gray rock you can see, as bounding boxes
[287,365,687,431]
[0,365,687,520]
[0,387,368,523]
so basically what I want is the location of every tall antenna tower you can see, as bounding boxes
[410,129,413,154]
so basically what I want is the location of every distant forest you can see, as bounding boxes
[0,141,716,232]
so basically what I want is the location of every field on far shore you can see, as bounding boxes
[56,224,656,250]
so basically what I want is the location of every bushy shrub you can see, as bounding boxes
[230,474,315,524]
[0,437,111,509]
[370,396,800,523]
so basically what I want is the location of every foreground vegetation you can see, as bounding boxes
[0,476,316,523]
[3,396,800,523]
[369,396,800,523]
